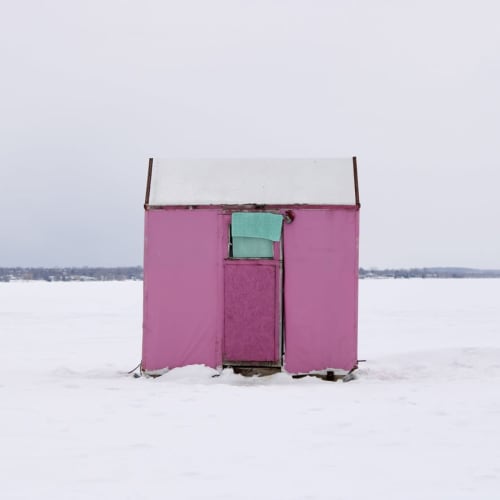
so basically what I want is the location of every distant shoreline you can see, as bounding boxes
[1,266,500,282]
[0,267,143,282]
[360,267,500,279]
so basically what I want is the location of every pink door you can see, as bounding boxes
[223,259,281,365]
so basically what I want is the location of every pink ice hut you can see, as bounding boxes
[142,159,360,377]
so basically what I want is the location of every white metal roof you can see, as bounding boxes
[146,158,359,206]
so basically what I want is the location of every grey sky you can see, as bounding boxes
[1,0,499,268]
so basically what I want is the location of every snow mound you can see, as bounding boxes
[151,366,325,386]
[154,364,220,382]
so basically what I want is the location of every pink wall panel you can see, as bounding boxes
[283,208,359,373]
[142,209,222,371]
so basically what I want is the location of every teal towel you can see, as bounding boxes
[231,212,283,242]
[232,237,274,258]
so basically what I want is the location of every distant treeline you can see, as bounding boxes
[0,266,499,282]
[359,267,500,279]
[0,267,143,282]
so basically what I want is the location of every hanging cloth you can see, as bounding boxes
[231,212,283,242]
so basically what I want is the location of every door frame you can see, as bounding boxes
[221,213,284,367]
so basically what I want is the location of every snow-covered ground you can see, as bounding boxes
[1,279,499,499]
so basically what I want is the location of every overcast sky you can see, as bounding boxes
[1,0,499,268]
